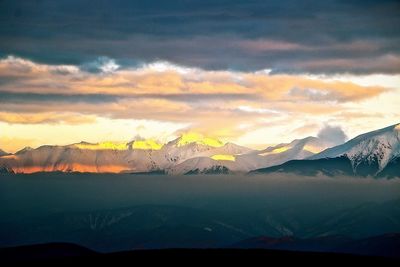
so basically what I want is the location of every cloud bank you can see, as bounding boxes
[0,0,399,74]
[0,55,398,152]
[0,56,389,129]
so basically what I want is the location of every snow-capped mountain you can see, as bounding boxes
[224,136,334,173]
[0,133,254,174]
[254,123,400,178]
[168,157,231,175]
[164,135,332,175]
[310,123,400,174]
[0,144,131,173]
[0,133,338,175]
[1,124,399,177]
[160,133,254,174]
[254,136,332,166]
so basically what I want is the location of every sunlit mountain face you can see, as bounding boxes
[74,142,129,151]
[0,124,399,176]
[0,131,331,174]
[176,133,224,148]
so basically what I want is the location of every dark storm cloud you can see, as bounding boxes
[152,93,258,103]
[0,0,399,73]
[0,91,256,104]
[0,92,120,104]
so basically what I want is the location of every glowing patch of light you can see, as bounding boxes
[1,154,17,159]
[132,140,163,150]
[303,145,323,154]
[177,132,224,147]
[260,146,291,155]
[11,164,128,174]
[211,154,235,161]
[74,141,127,150]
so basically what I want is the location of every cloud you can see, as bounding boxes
[0,112,97,124]
[291,55,400,75]
[0,1,399,74]
[0,92,120,104]
[317,125,348,146]
[0,56,391,135]
[0,56,388,103]
[80,57,120,73]
[0,55,398,148]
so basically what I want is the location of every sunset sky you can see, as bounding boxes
[0,0,399,153]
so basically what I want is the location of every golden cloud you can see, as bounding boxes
[0,111,97,124]
[0,56,393,146]
[0,56,386,102]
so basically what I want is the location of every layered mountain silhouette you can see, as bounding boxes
[230,233,400,259]
[1,198,399,253]
[1,124,399,177]
[3,240,399,263]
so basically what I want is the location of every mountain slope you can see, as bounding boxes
[306,199,400,238]
[1,124,399,176]
[310,123,400,174]
[231,234,400,258]
[168,157,232,175]
[166,136,332,174]
[0,135,255,174]
[253,124,400,178]
[2,198,399,253]
[15,147,33,155]
[0,149,9,157]
[252,156,354,176]
[236,136,337,172]
[378,157,400,178]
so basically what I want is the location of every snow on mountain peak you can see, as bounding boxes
[73,141,128,150]
[128,139,163,150]
[1,123,398,176]
[346,126,400,171]
[311,123,400,172]
[167,157,231,175]
[173,132,224,147]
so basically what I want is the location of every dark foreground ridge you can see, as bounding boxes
[1,243,399,265]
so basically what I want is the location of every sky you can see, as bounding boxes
[0,0,399,153]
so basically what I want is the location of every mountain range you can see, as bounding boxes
[1,198,399,253]
[253,123,400,178]
[1,123,399,177]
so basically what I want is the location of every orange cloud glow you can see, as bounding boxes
[0,56,398,152]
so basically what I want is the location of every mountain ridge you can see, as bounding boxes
[253,123,400,178]
[0,134,327,174]
[1,123,399,177]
